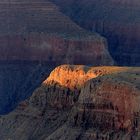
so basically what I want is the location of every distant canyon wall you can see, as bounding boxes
[52,0,140,66]
[0,0,113,66]
[0,34,113,65]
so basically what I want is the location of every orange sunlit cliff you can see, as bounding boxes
[0,65,139,139]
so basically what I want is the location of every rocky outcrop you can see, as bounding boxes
[29,65,96,110]
[46,67,140,140]
[69,72,140,138]
[0,0,113,65]
[30,65,130,109]
[44,65,132,90]
[0,65,139,140]
[52,0,140,66]
[0,0,114,114]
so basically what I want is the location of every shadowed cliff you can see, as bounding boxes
[52,0,140,66]
[0,0,114,114]
[0,0,113,65]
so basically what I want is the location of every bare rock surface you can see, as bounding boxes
[52,0,140,66]
[0,0,113,65]
[0,0,114,114]
[0,65,139,140]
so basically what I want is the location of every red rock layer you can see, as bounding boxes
[30,65,131,109]
[0,65,139,140]
[73,77,140,132]
[0,34,113,65]
[0,0,113,65]
[52,0,140,65]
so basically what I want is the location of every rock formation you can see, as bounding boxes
[0,0,113,65]
[0,65,139,140]
[44,65,131,90]
[0,1,139,139]
[52,0,140,66]
[68,70,140,139]
[45,67,140,140]
[30,65,129,109]
[0,0,114,114]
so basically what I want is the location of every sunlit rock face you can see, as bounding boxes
[45,65,131,89]
[30,65,97,109]
[45,65,97,90]
[52,0,140,66]
[0,65,139,140]
[47,67,140,140]
[30,65,130,109]
[0,0,113,65]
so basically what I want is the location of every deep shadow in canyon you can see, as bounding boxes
[0,0,114,114]
[52,0,140,66]
[0,61,56,114]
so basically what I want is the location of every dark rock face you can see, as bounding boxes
[0,61,56,114]
[71,76,140,137]
[0,0,114,114]
[52,0,140,66]
[0,65,139,140]
[0,0,113,65]
[45,67,140,140]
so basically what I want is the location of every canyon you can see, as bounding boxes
[0,0,114,114]
[0,1,139,139]
[0,61,56,114]
[52,0,140,66]
[0,65,139,140]
[0,0,113,65]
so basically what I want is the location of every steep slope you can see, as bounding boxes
[0,0,114,114]
[45,67,140,140]
[52,0,140,66]
[31,65,129,109]
[45,65,130,89]
[0,0,113,65]
[0,62,56,114]
[0,65,139,140]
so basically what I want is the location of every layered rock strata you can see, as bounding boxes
[0,0,113,65]
[0,0,114,114]
[0,65,139,140]
[52,0,140,66]
[47,67,140,140]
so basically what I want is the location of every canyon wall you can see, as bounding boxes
[0,0,114,114]
[52,0,140,66]
[0,0,113,65]
[0,65,139,140]
[30,65,128,109]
